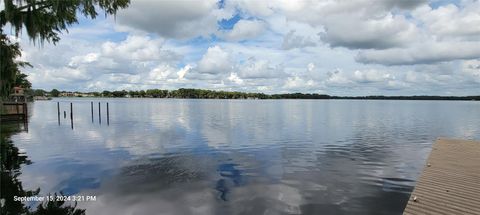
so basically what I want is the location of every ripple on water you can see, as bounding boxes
[6,99,480,215]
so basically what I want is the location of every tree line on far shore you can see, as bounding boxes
[30,88,480,101]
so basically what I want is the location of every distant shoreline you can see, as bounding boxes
[33,88,480,101]
[51,96,479,101]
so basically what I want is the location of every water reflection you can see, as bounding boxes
[216,163,245,201]
[7,99,480,214]
[1,122,86,214]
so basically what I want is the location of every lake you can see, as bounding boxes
[4,99,480,214]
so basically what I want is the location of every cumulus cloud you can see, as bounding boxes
[462,59,480,83]
[100,35,175,62]
[412,2,480,40]
[282,30,316,50]
[224,19,266,41]
[148,64,178,81]
[353,69,395,83]
[277,0,425,50]
[13,0,480,95]
[319,14,419,50]
[325,69,353,86]
[352,1,480,65]
[356,41,480,65]
[237,57,284,79]
[116,0,220,39]
[227,72,244,85]
[226,0,276,17]
[197,46,232,74]
[177,65,192,80]
[283,76,318,91]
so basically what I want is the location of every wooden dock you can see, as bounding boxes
[0,102,28,122]
[403,138,480,215]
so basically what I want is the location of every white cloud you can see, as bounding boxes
[353,69,395,83]
[197,46,232,74]
[277,0,425,50]
[282,30,316,50]
[177,64,192,80]
[412,2,480,40]
[237,57,284,79]
[100,35,174,62]
[462,59,480,83]
[116,0,220,39]
[224,19,266,41]
[227,72,244,85]
[12,0,480,95]
[356,41,480,65]
[319,13,419,50]
[283,76,318,92]
[227,0,276,17]
[325,69,353,86]
[148,64,178,81]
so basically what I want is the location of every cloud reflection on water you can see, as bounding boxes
[10,99,480,214]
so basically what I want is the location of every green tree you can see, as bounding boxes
[14,72,32,89]
[0,0,130,98]
[139,90,146,97]
[33,89,45,96]
[112,90,127,97]
[0,34,32,98]
[50,89,59,97]
[102,90,112,97]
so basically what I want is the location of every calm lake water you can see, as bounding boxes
[6,98,480,214]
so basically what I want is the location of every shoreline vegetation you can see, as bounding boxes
[30,88,479,101]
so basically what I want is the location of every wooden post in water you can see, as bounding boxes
[23,103,28,123]
[98,102,101,124]
[107,102,109,125]
[57,102,60,125]
[70,102,73,129]
[91,102,94,123]
[23,103,29,132]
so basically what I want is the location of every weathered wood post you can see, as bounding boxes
[23,103,28,123]
[91,101,94,123]
[70,102,73,129]
[107,102,109,125]
[57,102,60,124]
[98,102,101,124]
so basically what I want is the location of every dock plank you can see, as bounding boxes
[403,138,480,215]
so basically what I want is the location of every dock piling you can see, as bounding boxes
[91,101,94,123]
[70,102,73,129]
[98,102,101,124]
[107,102,109,125]
[57,102,60,125]
[23,103,28,123]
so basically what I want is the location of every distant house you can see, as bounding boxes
[60,92,75,97]
[59,92,94,97]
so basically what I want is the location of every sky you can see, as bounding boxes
[4,0,480,96]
